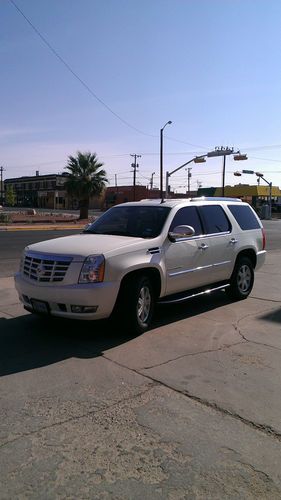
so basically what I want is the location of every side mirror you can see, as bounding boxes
[168,225,195,242]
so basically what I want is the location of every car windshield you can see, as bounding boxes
[84,205,171,238]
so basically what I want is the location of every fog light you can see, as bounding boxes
[71,305,98,313]
[71,305,83,313]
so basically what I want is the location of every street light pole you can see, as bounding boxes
[256,173,272,219]
[234,170,272,219]
[160,121,172,203]
[222,155,226,197]
[0,166,5,205]
[165,155,206,198]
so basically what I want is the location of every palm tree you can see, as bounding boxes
[64,151,107,219]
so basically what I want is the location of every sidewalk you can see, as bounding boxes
[0,223,86,231]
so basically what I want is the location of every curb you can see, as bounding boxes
[0,225,85,232]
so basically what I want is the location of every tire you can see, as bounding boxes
[116,275,155,334]
[226,256,254,300]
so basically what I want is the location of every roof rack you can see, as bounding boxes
[190,197,242,202]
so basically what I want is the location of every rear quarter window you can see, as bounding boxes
[227,205,261,230]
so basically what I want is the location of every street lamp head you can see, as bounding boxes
[161,120,172,131]
[256,172,264,177]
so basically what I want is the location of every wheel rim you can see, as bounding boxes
[237,264,252,293]
[137,285,151,324]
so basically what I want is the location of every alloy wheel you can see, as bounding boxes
[137,285,151,324]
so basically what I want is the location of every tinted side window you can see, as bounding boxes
[228,205,261,230]
[170,206,203,236]
[199,205,231,234]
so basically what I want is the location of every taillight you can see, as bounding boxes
[261,228,266,250]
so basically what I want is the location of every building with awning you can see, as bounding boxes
[198,184,281,209]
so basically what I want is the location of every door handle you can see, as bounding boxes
[230,238,238,244]
[198,243,209,250]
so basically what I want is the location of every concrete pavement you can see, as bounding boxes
[0,251,281,498]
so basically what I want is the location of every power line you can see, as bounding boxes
[8,1,219,150]
[9,0,156,138]
[165,136,208,149]
[249,156,281,163]
[244,144,281,151]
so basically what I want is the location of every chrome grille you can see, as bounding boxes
[23,252,72,282]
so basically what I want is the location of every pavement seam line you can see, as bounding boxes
[0,384,156,450]
[101,354,281,442]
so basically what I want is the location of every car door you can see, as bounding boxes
[164,206,214,295]
[198,204,236,283]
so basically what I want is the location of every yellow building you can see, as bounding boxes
[214,184,281,201]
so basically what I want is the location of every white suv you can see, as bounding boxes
[15,198,266,333]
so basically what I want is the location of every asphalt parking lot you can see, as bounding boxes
[0,221,281,499]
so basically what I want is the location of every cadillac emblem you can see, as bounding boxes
[36,264,46,277]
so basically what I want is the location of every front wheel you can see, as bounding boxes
[226,256,254,300]
[116,275,155,334]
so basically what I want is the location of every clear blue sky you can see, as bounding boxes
[1,0,281,192]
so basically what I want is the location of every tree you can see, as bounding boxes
[64,151,107,219]
[5,184,16,206]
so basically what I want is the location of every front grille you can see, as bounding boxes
[23,252,72,283]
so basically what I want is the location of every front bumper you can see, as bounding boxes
[14,272,119,320]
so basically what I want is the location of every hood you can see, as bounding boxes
[26,233,149,260]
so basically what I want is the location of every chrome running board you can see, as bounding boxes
[158,283,230,305]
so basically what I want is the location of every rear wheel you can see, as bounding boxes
[227,256,254,300]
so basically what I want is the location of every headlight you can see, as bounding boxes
[79,255,105,283]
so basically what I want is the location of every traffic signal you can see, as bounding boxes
[194,157,206,163]
[234,154,248,161]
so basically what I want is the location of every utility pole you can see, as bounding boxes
[130,154,141,201]
[150,172,155,190]
[187,167,192,196]
[0,166,5,205]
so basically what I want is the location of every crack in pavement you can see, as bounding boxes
[101,355,281,443]
[136,341,246,370]
[250,296,281,303]
[0,384,156,450]
[233,313,281,353]
[237,461,274,483]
